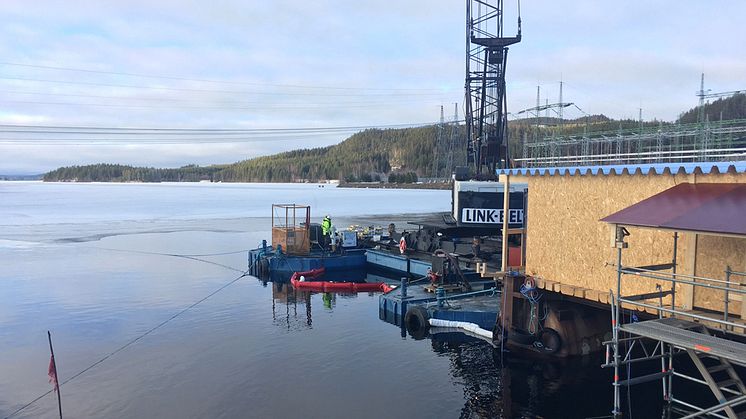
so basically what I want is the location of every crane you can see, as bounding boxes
[465,0,522,175]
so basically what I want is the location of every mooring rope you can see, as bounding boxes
[3,255,253,419]
[87,246,247,273]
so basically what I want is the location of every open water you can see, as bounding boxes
[0,181,677,418]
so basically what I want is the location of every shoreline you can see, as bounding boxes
[338,182,450,190]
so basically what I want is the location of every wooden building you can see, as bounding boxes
[500,162,746,320]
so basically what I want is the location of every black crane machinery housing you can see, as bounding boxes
[405,169,526,268]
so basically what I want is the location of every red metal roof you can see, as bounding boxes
[601,183,746,237]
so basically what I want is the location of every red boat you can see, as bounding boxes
[290,268,394,293]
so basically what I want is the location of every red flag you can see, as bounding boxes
[48,354,59,392]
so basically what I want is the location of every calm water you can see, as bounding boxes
[0,182,673,418]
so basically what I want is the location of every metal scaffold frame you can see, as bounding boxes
[607,226,746,418]
[517,118,746,167]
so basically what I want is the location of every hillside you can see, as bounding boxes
[678,93,746,124]
[214,125,465,182]
[44,94,746,183]
[45,125,470,183]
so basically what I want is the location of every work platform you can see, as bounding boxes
[621,318,746,366]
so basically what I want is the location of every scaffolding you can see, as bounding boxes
[518,118,746,167]
[607,226,746,418]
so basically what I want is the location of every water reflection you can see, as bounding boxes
[267,268,380,333]
[429,331,617,418]
[269,281,312,330]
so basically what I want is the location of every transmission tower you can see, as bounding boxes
[465,0,522,174]
[445,102,460,177]
[696,72,746,123]
[695,73,746,156]
[431,105,446,178]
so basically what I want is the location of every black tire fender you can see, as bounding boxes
[258,258,269,278]
[537,328,562,354]
[404,306,430,340]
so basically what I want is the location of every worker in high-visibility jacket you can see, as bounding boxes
[322,215,332,248]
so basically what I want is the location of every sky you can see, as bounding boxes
[0,1,744,174]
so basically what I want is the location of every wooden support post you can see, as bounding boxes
[501,174,510,273]
[741,249,746,322]
[681,233,698,310]
[501,273,514,332]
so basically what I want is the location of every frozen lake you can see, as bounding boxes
[0,181,668,418]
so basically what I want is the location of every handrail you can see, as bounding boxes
[622,265,741,286]
[620,268,746,295]
[618,299,744,330]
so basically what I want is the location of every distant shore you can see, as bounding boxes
[339,182,450,190]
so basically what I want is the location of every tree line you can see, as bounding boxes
[44,94,746,183]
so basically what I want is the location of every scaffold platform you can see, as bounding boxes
[621,318,746,366]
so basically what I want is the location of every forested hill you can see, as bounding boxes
[44,125,470,183]
[44,94,746,183]
[678,93,746,124]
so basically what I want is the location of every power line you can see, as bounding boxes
[0,61,457,92]
[0,98,445,112]
[0,121,434,133]
[0,75,449,97]
[0,121,442,145]
[0,134,359,145]
[0,122,438,132]
[0,89,444,107]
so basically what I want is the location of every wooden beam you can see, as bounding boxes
[502,273,514,331]
[681,233,698,310]
[501,174,510,273]
[741,245,746,322]
[585,289,600,302]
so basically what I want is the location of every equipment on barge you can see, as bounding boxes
[248,204,370,280]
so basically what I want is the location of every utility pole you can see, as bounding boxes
[432,105,446,179]
[558,80,564,131]
[535,86,540,143]
[445,103,459,178]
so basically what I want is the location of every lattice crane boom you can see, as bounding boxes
[465,0,522,175]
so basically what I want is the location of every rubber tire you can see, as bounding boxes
[537,328,562,354]
[509,327,536,345]
[404,306,430,340]
[258,258,269,278]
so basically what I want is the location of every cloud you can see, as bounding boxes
[0,0,744,173]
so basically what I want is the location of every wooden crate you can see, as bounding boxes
[272,226,310,255]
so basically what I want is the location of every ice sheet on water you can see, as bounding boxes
[0,182,450,242]
[0,239,42,249]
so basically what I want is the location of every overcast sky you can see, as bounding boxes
[1,1,744,174]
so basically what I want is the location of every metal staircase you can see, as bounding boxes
[621,317,746,418]
[607,226,746,418]
[689,350,746,419]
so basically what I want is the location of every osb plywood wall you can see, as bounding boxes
[518,171,746,313]
[693,235,746,314]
